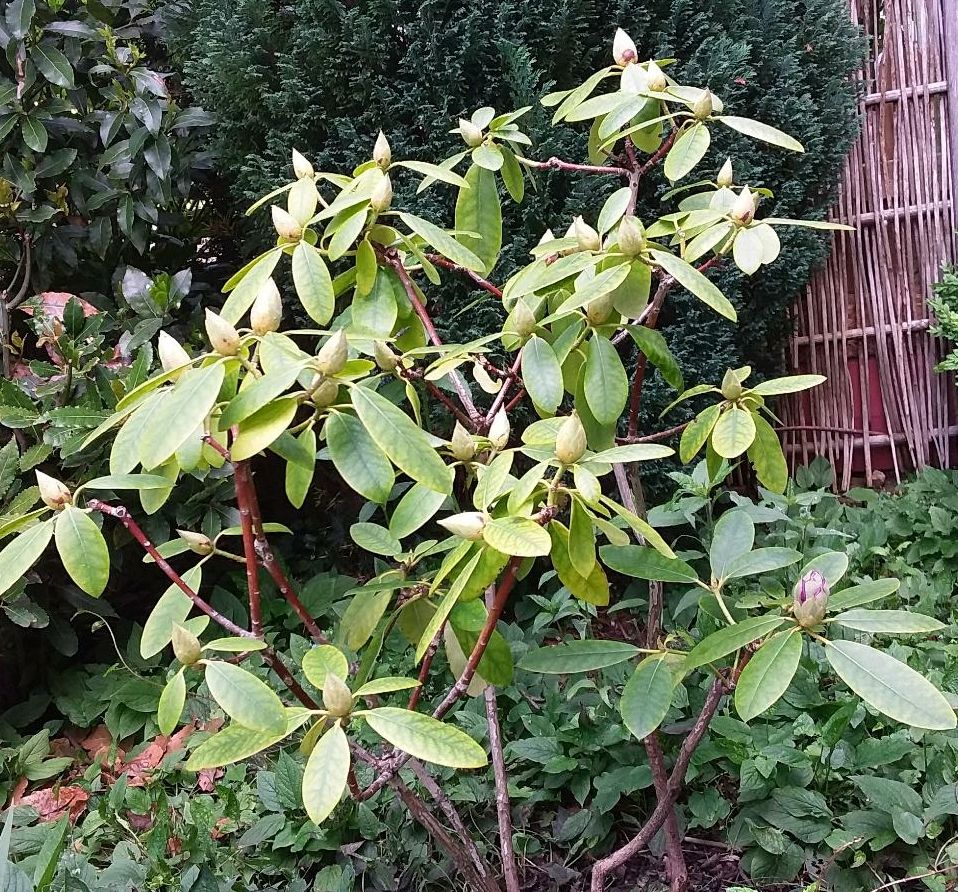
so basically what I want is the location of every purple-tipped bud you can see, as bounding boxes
[793,569,828,627]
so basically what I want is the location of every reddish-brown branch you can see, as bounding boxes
[232,460,263,637]
[426,254,504,300]
[627,278,674,438]
[89,499,251,639]
[618,422,691,444]
[485,353,523,427]
[522,156,629,178]
[639,129,678,177]
[408,625,443,711]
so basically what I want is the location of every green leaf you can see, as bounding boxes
[828,578,900,612]
[735,628,802,721]
[568,499,596,577]
[733,227,764,275]
[519,639,639,673]
[748,411,788,493]
[549,522,610,605]
[831,609,946,634]
[751,375,826,396]
[31,44,74,88]
[140,566,204,659]
[685,615,786,670]
[725,547,802,579]
[362,707,487,768]
[285,427,316,509]
[352,677,421,698]
[664,123,711,182]
[396,160,470,189]
[339,588,393,651]
[204,661,287,735]
[711,407,756,459]
[652,250,736,321]
[292,242,335,325]
[21,117,48,153]
[157,669,186,735]
[472,141,504,171]
[389,483,447,539]
[499,146,525,202]
[620,655,674,740]
[350,522,401,557]
[6,0,35,38]
[521,336,563,413]
[799,551,849,588]
[204,637,268,652]
[80,473,181,492]
[825,640,956,731]
[54,507,109,597]
[627,325,683,392]
[415,548,484,661]
[456,164,506,275]
[583,335,628,425]
[554,264,631,316]
[589,444,673,463]
[140,364,225,470]
[221,250,282,323]
[302,645,349,689]
[482,516,551,557]
[0,519,53,599]
[222,366,303,429]
[231,397,299,462]
[302,722,350,823]
[185,709,309,770]
[350,386,451,493]
[326,411,395,505]
[680,404,722,463]
[709,509,754,581]
[399,212,486,273]
[715,116,805,152]
[600,544,698,583]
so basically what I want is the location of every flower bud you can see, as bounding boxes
[370,173,393,212]
[692,89,714,120]
[438,511,487,541]
[617,215,646,256]
[555,413,588,465]
[172,623,202,666]
[316,330,348,376]
[538,228,556,246]
[292,149,314,180]
[573,215,601,252]
[793,569,829,628]
[716,158,734,188]
[488,408,510,450]
[205,309,241,356]
[373,131,391,168]
[720,368,743,400]
[322,672,353,717]
[449,421,477,461]
[36,471,71,509]
[157,330,191,377]
[646,60,668,92]
[373,340,399,372]
[271,205,303,240]
[310,377,340,408]
[510,300,536,337]
[459,118,484,148]
[177,528,214,556]
[250,279,283,335]
[730,186,756,225]
[586,293,614,325]
[612,28,638,65]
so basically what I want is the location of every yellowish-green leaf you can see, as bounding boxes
[185,709,310,770]
[361,706,487,768]
[735,628,802,721]
[230,396,298,462]
[302,645,349,689]
[157,668,186,735]
[54,506,109,597]
[204,661,287,735]
[326,411,394,505]
[482,516,551,557]
[715,115,804,153]
[140,565,204,659]
[292,242,335,325]
[302,721,350,824]
[711,407,756,459]
[0,519,53,599]
[664,123,711,182]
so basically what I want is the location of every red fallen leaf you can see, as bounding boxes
[167,836,183,856]
[124,741,166,786]
[196,767,222,792]
[127,812,153,832]
[209,817,231,840]
[49,737,75,759]
[160,722,195,756]
[10,777,27,804]
[80,725,113,757]
[734,77,747,86]
[18,292,98,320]
[18,786,89,823]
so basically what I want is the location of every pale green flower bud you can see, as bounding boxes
[316,330,348,376]
[310,377,340,408]
[172,623,202,665]
[292,149,314,180]
[612,28,638,66]
[157,330,191,377]
[716,158,734,188]
[322,672,353,717]
[205,309,241,356]
[720,369,743,400]
[586,293,614,325]
[646,60,668,92]
[373,131,391,169]
[573,215,601,252]
[692,90,714,120]
[510,300,536,337]
[36,471,71,509]
[438,511,487,541]
[488,408,510,450]
[555,413,587,465]
[370,173,393,212]
[271,205,302,240]
[459,118,484,148]
[250,278,283,335]
[449,421,477,461]
[617,215,646,256]
[177,529,214,555]
[373,340,399,371]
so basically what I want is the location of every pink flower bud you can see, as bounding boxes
[793,569,828,627]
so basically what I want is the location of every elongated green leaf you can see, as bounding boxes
[185,709,309,770]
[415,548,483,661]
[292,242,335,325]
[140,566,204,659]
[399,212,486,272]
[350,386,451,493]
[519,639,639,673]
[389,483,447,539]
[620,655,674,740]
[549,522,610,605]
[140,364,225,470]
[352,676,421,698]
[568,499,596,577]
[31,44,74,88]
[454,164,502,274]
[482,516,551,557]
[735,628,802,721]
[709,509,754,581]
[362,707,487,768]
[652,250,736,321]
[748,411,788,493]
[726,547,802,579]
[339,588,393,651]
[396,160,470,189]
[302,645,349,689]
[285,426,316,509]
[627,325,683,392]
[326,411,394,504]
[831,609,945,634]
[231,397,298,462]
[303,722,350,824]
[799,552,849,588]
[204,661,287,735]
[680,404,721,463]
[589,444,673,463]
[600,544,698,583]
[826,640,956,730]
[750,375,827,397]
[204,637,268,652]
[521,336,563,413]
[664,123,711,182]
[555,264,631,316]
[222,366,302,429]
[685,615,786,670]
[715,115,805,152]
[221,250,282,323]
[711,407,756,459]
[0,519,53,598]
[828,578,900,612]
[583,335,628,425]
[350,522,401,556]
[157,669,186,735]
[80,473,180,492]
[54,507,109,597]
[21,117,48,153]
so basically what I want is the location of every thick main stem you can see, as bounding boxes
[232,460,263,637]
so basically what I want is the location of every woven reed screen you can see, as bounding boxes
[779,0,958,489]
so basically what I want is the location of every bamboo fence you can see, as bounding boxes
[779,0,958,489]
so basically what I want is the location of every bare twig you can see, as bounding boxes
[521,156,628,178]
[407,625,443,711]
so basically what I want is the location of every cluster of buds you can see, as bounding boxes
[555,413,587,465]
[36,471,71,509]
[793,569,829,628]
[438,511,487,541]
